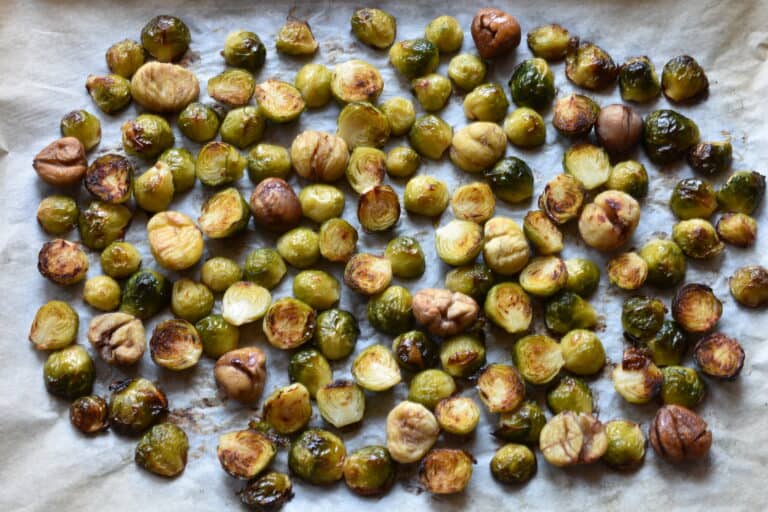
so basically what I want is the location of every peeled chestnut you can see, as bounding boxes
[471,8,521,59]
[595,104,643,155]
[249,177,302,233]
[214,347,267,403]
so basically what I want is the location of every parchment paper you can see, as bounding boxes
[1,1,767,510]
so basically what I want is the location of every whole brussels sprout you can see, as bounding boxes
[135,423,189,477]
[343,446,396,496]
[337,101,390,149]
[411,74,452,112]
[85,74,132,114]
[330,59,384,104]
[289,429,346,484]
[564,258,600,297]
[221,30,266,71]
[547,376,593,414]
[622,296,666,340]
[29,300,79,351]
[120,269,171,319]
[171,279,213,323]
[619,56,661,103]
[380,97,416,137]
[367,285,413,335]
[718,209,757,245]
[717,170,766,215]
[503,108,546,148]
[560,329,605,375]
[254,79,305,122]
[289,349,333,398]
[409,369,457,410]
[121,114,174,159]
[643,109,700,164]
[439,334,485,378]
[565,39,618,90]
[672,219,724,259]
[404,175,449,216]
[43,345,94,399]
[247,143,291,183]
[83,275,121,311]
[314,309,359,360]
[607,160,648,199]
[450,122,506,173]
[425,15,463,53]
[393,330,438,372]
[158,148,196,192]
[688,140,732,175]
[639,238,687,288]
[603,420,646,470]
[350,8,396,49]
[509,58,555,111]
[661,366,706,408]
[464,83,509,122]
[642,320,689,367]
[106,39,145,78]
[243,249,286,290]
[670,178,717,219]
[78,201,132,250]
[445,264,494,301]
[527,24,571,60]
[276,19,318,56]
[178,102,220,143]
[60,110,101,151]
[100,242,141,279]
[385,147,420,179]
[196,314,239,359]
[544,291,597,334]
[491,443,537,484]
[729,265,768,308]
[293,270,340,311]
[295,63,332,108]
[485,157,534,203]
[318,218,358,263]
[239,472,294,510]
[196,141,246,187]
[409,114,452,160]
[141,15,190,62]
[494,401,546,443]
[277,227,319,269]
[220,106,265,149]
[552,93,600,137]
[385,236,425,278]
[299,184,345,224]
[37,195,79,235]
[69,395,109,434]
[662,55,709,102]
[448,53,487,91]
[389,38,439,79]
[134,162,174,213]
[108,377,168,435]
[201,257,242,292]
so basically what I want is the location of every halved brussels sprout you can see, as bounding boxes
[503,107,546,148]
[247,143,292,183]
[386,400,440,463]
[578,190,640,251]
[540,411,608,467]
[84,155,132,205]
[445,264,494,301]
[220,106,265,149]
[141,15,189,61]
[419,449,473,494]
[178,102,220,143]
[352,344,402,391]
[289,349,333,398]
[523,210,563,255]
[134,161,174,213]
[563,143,611,191]
[464,83,509,122]
[730,265,768,307]
[519,256,568,297]
[221,30,266,71]
[717,213,757,247]
[29,300,78,351]
[547,376,593,414]
[315,309,359,360]
[198,187,250,239]
[477,364,525,413]
[438,333,484,378]
[121,114,174,159]
[196,141,246,187]
[70,394,109,434]
[37,239,89,286]
[391,330,436,372]
[350,8,397,49]
[717,170,766,215]
[409,114,452,160]
[149,319,202,370]
[317,380,365,428]
[513,334,563,385]
[552,93,599,137]
[435,396,481,435]
[85,74,132,114]
[37,195,79,235]
[106,39,145,78]
[100,241,141,279]
[485,156,534,204]
[689,140,732,175]
[344,253,392,295]
[560,329,605,375]
[253,79,305,122]
[607,160,648,199]
[643,109,700,164]
[61,110,101,151]
[564,258,600,297]
[611,348,663,404]
[337,101,390,150]
[217,429,276,479]
[201,257,242,293]
[158,148,196,192]
[147,211,203,271]
[346,146,385,193]
[485,283,533,334]
[672,283,722,333]
[619,56,661,103]
[289,429,346,485]
[120,269,170,319]
[358,185,401,231]
[367,285,413,335]
[298,184,345,224]
[694,333,745,380]
[108,377,168,435]
[263,298,316,350]
[435,219,484,266]
[263,383,312,434]
[135,423,189,477]
[450,182,495,224]
[607,252,648,291]
[196,314,239,359]
[565,39,617,90]
[389,38,439,78]
[670,178,717,219]
[544,292,598,334]
[527,24,570,60]
[330,59,384,105]
[43,345,94,399]
[385,236,425,279]
[661,366,706,408]
[602,420,646,470]
[538,174,584,225]
[319,218,358,263]
[662,55,709,102]
[343,445,395,496]
[425,15,463,53]
[494,401,546,443]
[449,122,506,174]
[622,296,666,340]
[412,73,452,112]
[295,63,332,108]
[642,320,688,367]
[639,238,687,288]
[208,69,255,107]
[404,175,449,217]
[222,281,271,326]
[293,270,340,311]
[509,58,555,111]
[276,227,320,269]
[275,19,318,56]
[409,369,457,409]
[239,472,294,511]
[448,53,487,91]
[83,275,121,311]
[491,444,537,484]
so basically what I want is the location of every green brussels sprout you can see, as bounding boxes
[85,74,132,114]
[37,239,89,286]
[299,184,345,224]
[106,39,145,78]
[83,275,121,311]
[367,285,413,335]
[607,160,648,199]
[157,148,196,192]
[78,201,132,250]
[195,314,239,359]
[149,319,203,370]
[477,364,526,413]
[619,56,661,103]
[404,175,449,216]
[295,63,332,108]
[314,309,359,360]
[509,58,555,111]
[672,219,724,259]
[293,270,340,311]
[263,298,317,351]
[60,110,101,151]
[196,141,246,187]
[485,157,534,203]
[544,291,598,334]
[670,178,717,219]
[661,366,706,408]
[208,69,255,107]
[717,170,766,214]
[694,333,745,380]
[643,109,700,164]
[621,296,666,340]
[450,122,506,173]
[289,429,346,485]
[330,59,384,104]
[380,97,416,137]
[464,83,509,122]
[29,300,78,351]
[384,236,425,279]
[318,218,358,263]
[607,252,648,291]
[133,161,174,213]
[221,30,266,71]
[411,73,452,112]
[551,93,600,137]
[563,258,600,297]
[221,281,271,326]
[218,429,277,479]
[641,320,688,367]
[247,143,291,183]
[603,420,646,470]
[523,210,563,255]
[352,344,402,391]
[389,38,439,79]
[485,282,533,334]
[201,257,242,292]
[560,329,605,375]
[178,102,220,143]
[444,264,494,301]
[121,114,174,159]
[490,444,537,484]
[409,114,452,160]
[108,378,167,435]
[69,395,109,434]
[198,187,250,239]
[220,106,265,149]
[239,472,294,511]
[262,383,312,434]
[503,107,546,148]
[672,283,722,334]
[337,101,390,150]
[612,348,663,404]
[688,140,732,175]
[276,227,320,269]
[350,8,397,48]
[289,349,333,398]
[730,265,768,308]
[447,53,487,91]
[527,24,571,60]
[141,15,190,62]
[43,345,94,399]
[345,146,385,193]
[344,253,393,296]
[494,400,546,443]
[84,154,132,204]
[393,330,437,372]
[639,238,687,288]
[275,19,318,56]
[435,219,483,266]
[135,423,189,477]
[253,79,305,122]
[520,256,568,297]
[513,334,564,385]
[661,55,709,102]
[120,269,171,319]
[408,369,456,409]
[317,379,365,427]
[100,241,141,279]
[565,39,618,90]
[425,15,463,53]
[717,213,757,247]
[37,195,79,235]
[451,182,495,223]
[546,376,593,414]
[343,446,396,496]
[171,279,213,323]
[438,334,485,378]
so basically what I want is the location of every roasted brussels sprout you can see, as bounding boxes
[439,334,485,378]
[641,320,688,367]
[513,334,563,385]
[595,104,643,155]
[43,345,94,399]
[564,258,600,297]
[464,83,509,122]
[386,400,440,463]
[544,292,598,334]
[32,138,86,185]
[485,157,534,205]
[196,314,239,359]
[578,191,640,251]
[384,236,425,279]
[482,216,530,275]
[411,74,451,112]
[263,383,312,434]
[274,18,317,55]
[619,56,661,103]
[661,55,709,102]
[450,122,506,173]
[612,348,663,404]
[276,227,320,269]
[158,148,196,192]
[344,253,392,295]
[29,301,78,351]
[445,264,494,301]
[607,160,648,199]
[289,349,332,398]
[519,256,568,298]
[675,218,724,262]
[485,283,533,334]
[289,429,346,485]
[538,174,584,225]
[717,170,766,214]
[450,182,495,224]
[38,239,89,285]
[292,270,339,311]
[346,146,385,193]
[660,366,706,408]
[208,69,255,107]
[108,377,168,435]
[435,219,484,266]
[643,109,700,164]
[639,238,687,288]
[202,257,243,292]
[106,39,145,78]
[37,195,79,235]
[134,162,174,213]
[471,7,521,59]
[546,376,593,414]
[217,429,276,479]
[249,178,302,232]
[622,296,666,340]
[551,93,600,137]
[392,330,437,372]
[220,106,265,149]
[316,380,365,428]
[694,333,745,380]
[503,108,546,148]
[314,309,359,360]
[560,329,605,375]
[491,444,537,484]
[338,102,390,150]
[563,143,611,191]
[670,178,717,219]
[343,445,395,496]
[120,269,171,319]
[100,241,141,279]
[494,400,546,444]
[509,58,555,111]
[263,298,316,350]
[672,283,722,334]
[380,97,416,137]
[83,275,121,311]
[135,423,188,477]
[196,141,246,187]
[565,39,617,90]
[389,38,439,79]
[330,59,384,104]
[606,252,647,291]
[523,210,563,255]
[221,30,266,71]
[178,102,220,143]
[435,397,481,435]
[409,369,457,409]
[688,140,732,175]
[367,286,413,335]
[70,395,109,434]
[239,472,294,511]
[149,319,203,371]
[295,63,332,108]
[198,187,250,240]
[350,8,396,48]
[85,74,132,114]
[85,154,132,205]
[318,218,358,263]
[477,364,525,413]
[147,211,203,270]
[419,449,473,494]
[121,114,174,159]
[448,53,487,91]
[730,265,768,307]
[539,411,608,467]
[602,420,646,470]
[253,79,305,122]
[717,212,757,247]
[409,114,452,160]
[527,24,570,60]
[60,110,101,151]
[247,144,292,183]
[352,344,402,391]
[222,281,271,326]
[141,15,189,61]
[214,347,266,403]
[650,405,711,463]
[358,185,401,231]
[404,175,449,217]
[425,15,463,53]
